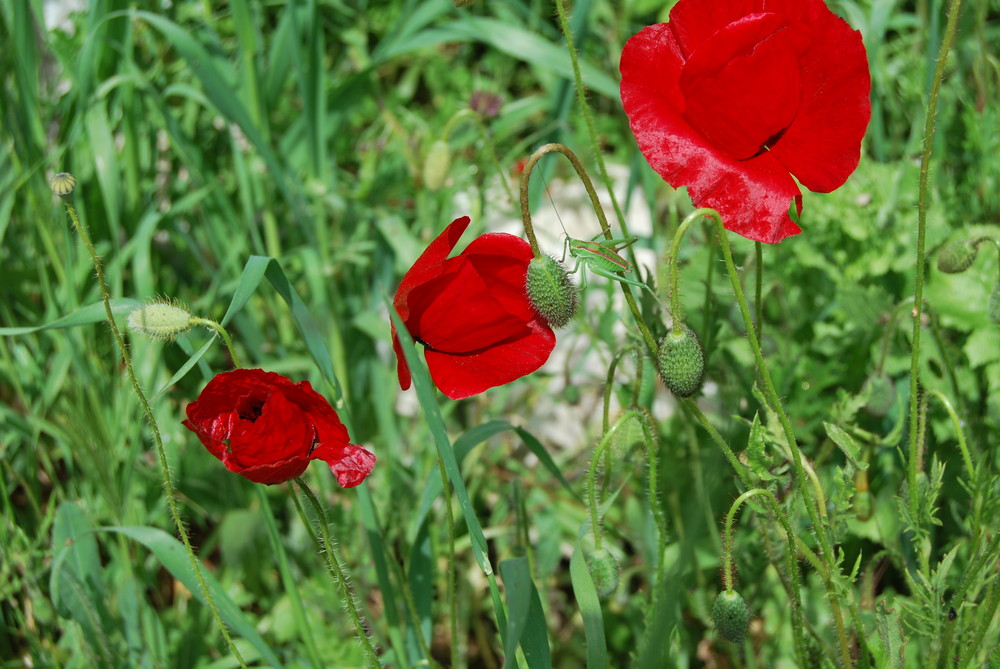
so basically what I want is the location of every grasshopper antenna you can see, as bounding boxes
[539,169,570,240]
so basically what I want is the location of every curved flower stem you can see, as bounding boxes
[518,143,658,355]
[907,0,963,523]
[722,489,808,666]
[706,210,852,665]
[189,317,242,368]
[552,0,632,251]
[58,191,247,668]
[294,477,380,666]
[586,413,635,550]
[602,345,637,432]
[668,208,717,331]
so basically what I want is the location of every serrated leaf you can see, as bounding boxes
[824,422,867,471]
[876,600,905,669]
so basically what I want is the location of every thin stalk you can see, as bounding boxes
[907,0,963,522]
[754,242,763,342]
[552,0,633,249]
[709,211,852,666]
[295,478,380,666]
[586,412,635,550]
[189,317,242,368]
[437,457,460,669]
[518,143,658,355]
[57,187,247,667]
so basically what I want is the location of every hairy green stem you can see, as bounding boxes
[294,478,380,666]
[908,0,963,523]
[518,143,659,355]
[708,211,853,666]
[189,317,242,368]
[552,0,632,251]
[58,188,247,667]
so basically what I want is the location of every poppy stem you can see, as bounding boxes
[519,142,659,355]
[907,0,963,530]
[553,0,634,260]
[712,213,854,666]
[189,317,243,368]
[54,180,248,668]
[294,477,381,666]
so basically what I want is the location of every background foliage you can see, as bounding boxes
[1,0,998,667]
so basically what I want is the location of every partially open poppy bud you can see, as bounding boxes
[526,254,578,328]
[862,372,895,417]
[937,238,980,273]
[657,325,705,397]
[51,172,76,197]
[422,139,451,191]
[127,300,193,341]
[712,590,751,644]
[582,543,621,599]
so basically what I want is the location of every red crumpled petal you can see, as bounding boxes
[620,0,870,243]
[228,456,311,485]
[312,442,377,488]
[424,318,556,400]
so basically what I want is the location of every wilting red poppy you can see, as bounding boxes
[183,369,375,486]
[392,216,556,399]
[620,0,871,243]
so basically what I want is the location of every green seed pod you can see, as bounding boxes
[422,139,451,191]
[582,544,620,599]
[862,372,895,417]
[127,300,194,341]
[657,325,705,398]
[712,590,751,644]
[989,282,1000,325]
[51,172,76,197]
[937,238,979,274]
[526,254,578,328]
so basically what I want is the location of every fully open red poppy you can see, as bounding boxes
[183,369,375,486]
[620,0,871,243]
[392,216,556,399]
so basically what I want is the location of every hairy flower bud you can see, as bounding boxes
[862,372,895,417]
[582,543,621,599]
[127,300,193,341]
[526,254,578,328]
[422,139,451,191]
[51,172,76,197]
[657,325,705,397]
[937,238,980,274]
[712,590,751,644]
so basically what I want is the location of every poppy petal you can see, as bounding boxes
[424,318,556,399]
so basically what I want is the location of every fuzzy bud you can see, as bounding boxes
[127,300,194,341]
[862,372,895,417]
[526,254,578,328]
[937,238,979,274]
[582,544,620,599]
[657,325,705,398]
[51,172,76,197]
[712,590,751,644]
[422,140,451,191]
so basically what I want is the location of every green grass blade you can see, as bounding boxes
[500,557,552,669]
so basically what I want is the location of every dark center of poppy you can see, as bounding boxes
[236,396,266,422]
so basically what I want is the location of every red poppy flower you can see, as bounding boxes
[620,0,871,243]
[392,216,556,399]
[183,368,375,486]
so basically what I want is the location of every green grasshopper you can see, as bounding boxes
[560,232,653,294]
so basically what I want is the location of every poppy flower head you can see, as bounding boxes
[183,368,376,486]
[392,216,556,399]
[620,0,871,243]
